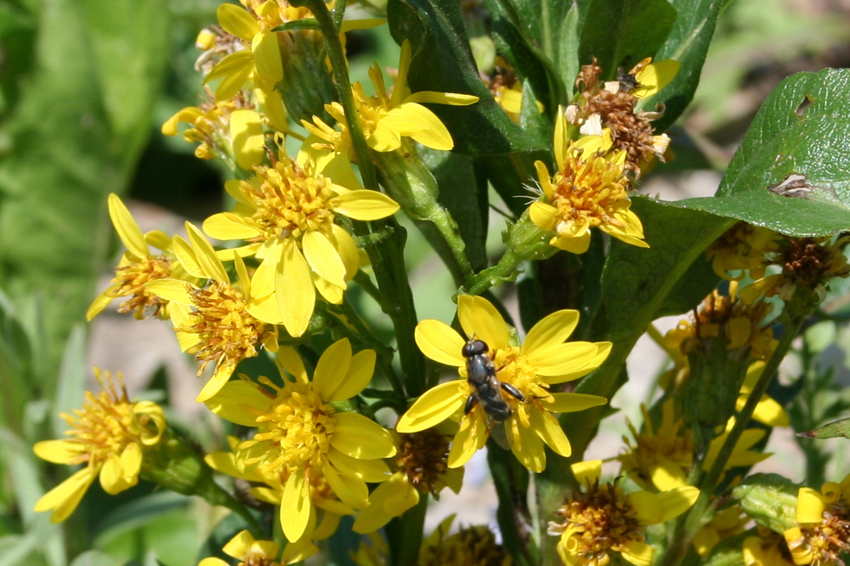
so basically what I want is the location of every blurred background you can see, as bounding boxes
[3,0,850,564]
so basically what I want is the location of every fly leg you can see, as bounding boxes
[464,394,479,415]
[500,382,526,403]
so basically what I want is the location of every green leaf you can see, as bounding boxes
[67,551,124,566]
[578,0,677,79]
[799,417,850,440]
[0,290,35,433]
[677,69,850,237]
[272,18,319,32]
[51,325,87,438]
[655,252,719,317]
[640,0,724,130]
[386,0,546,155]
[0,0,170,381]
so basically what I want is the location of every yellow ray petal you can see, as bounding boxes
[203,213,261,242]
[796,487,826,523]
[216,3,260,41]
[396,381,466,433]
[205,49,253,84]
[333,190,400,221]
[145,279,194,305]
[329,349,376,401]
[330,413,396,459]
[323,461,369,509]
[196,361,237,403]
[186,222,229,282]
[276,346,308,383]
[303,230,347,288]
[279,242,315,337]
[529,201,557,231]
[414,319,466,367]
[327,448,391,483]
[541,342,612,384]
[171,235,205,279]
[541,392,608,414]
[352,474,417,533]
[108,194,148,259]
[86,290,116,321]
[620,538,654,566]
[633,59,680,99]
[34,468,97,523]
[457,295,509,350]
[447,412,487,468]
[162,107,203,136]
[554,106,568,166]
[522,309,580,357]
[252,29,283,82]
[205,381,266,426]
[330,224,359,281]
[529,342,601,376]
[281,470,312,542]
[386,103,453,150]
[403,91,479,106]
[509,417,545,472]
[313,338,352,400]
[33,440,82,464]
[571,459,602,485]
[231,109,265,171]
[530,410,571,457]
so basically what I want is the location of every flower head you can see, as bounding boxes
[198,529,315,566]
[352,425,462,534]
[87,194,193,321]
[783,474,850,565]
[692,505,749,557]
[205,338,395,543]
[304,40,479,155]
[203,147,399,337]
[706,221,780,280]
[33,369,165,522]
[147,223,279,402]
[528,106,648,254]
[397,295,610,472]
[548,460,698,566]
[744,526,796,566]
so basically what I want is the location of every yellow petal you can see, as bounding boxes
[281,470,312,542]
[203,213,262,241]
[529,201,557,231]
[396,381,466,433]
[323,461,369,509]
[333,190,400,221]
[509,417,545,472]
[279,242,315,337]
[553,231,592,254]
[145,279,193,305]
[352,474,417,533]
[216,3,260,41]
[214,57,255,102]
[255,85,288,132]
[171,235,205,279]
[620,539,654,566]
[403,91,479,106]
[329,349,376,401]
[796,487,826,523]
[86,290,115,321]
[313,338,352,400]
[276,345,308,383]
[571,459,602,485]
[529,342,601,376]
[634,59,680,99]
[303,230,347,288]
[327,448,391,483]
[108,194,148,259]
[367,117,401,152]
[34,468,97,523]
[196,361,237,403]
[554,106,569,166]
[330,413,396,459]
[649,459,688,491]
[541,342,612,384]
[447,412,487,468]
[162,107,203,136]
[457,294,509,350]
[205,381,266,426]
[534,160,554,199]
[312,271,345,304]
[186,222,229,282]
[252,30,283,82]
[522,309,580,357]
[231,109,265,171]
[33,440,82,464]
[744,394,790,427]
[530,410,571,457]
[386,103,453,151]
[541,392,607,413]
[414,319,466,367]
[330,224,360,281]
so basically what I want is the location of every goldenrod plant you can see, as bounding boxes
[4,1,850,566]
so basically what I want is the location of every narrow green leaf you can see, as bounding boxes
[386,0,546,155]
[272,18,319,32]
[51,325,87,438]
[641,0,724,130]
[800,417,850,440]
[578,0,677,79]
[677,69,850,237]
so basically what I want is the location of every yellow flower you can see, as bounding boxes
[33,369,165,522]
[87,194,193,321]
[619,401,771,492]
[783,474,850,565]
[352,426,463,533]
[304,39,479,154]
[205,338,395,543]
[202,147,399,337]
[549,460,699,566]
[743,526,796,566]
[146,223,279,402]
[706,221,780,280]
[396,295,610,472]
[198,529,315,566]
[529,110,647,254]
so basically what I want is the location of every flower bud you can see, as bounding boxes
[732,473,798,533]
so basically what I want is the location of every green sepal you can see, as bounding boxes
[732,473,799,534]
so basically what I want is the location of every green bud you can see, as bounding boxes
[503,210,556,262]
[732,473,799,533]
[373,149,441,221]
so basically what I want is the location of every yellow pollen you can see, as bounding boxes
[184,281,270,375]
[550,153,629,230]
[246,158,336,243]
[790,500,850,565]
[491,346,551,404]
[251,382,335,475]
[60,372,139,471]
[110,255,173,319]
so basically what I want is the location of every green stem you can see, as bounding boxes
[658,309,808,566]
[301,0,378,191]
[388,492,428,566]
[353,270,382,304]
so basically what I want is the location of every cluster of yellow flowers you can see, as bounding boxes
[32,1,850,565]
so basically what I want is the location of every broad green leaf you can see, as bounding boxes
[67,551,124,566]
[557,3,581,99]
[578,0,677,79]
[386,0,545,155]
[0,1,36,116]
[0,0,170,382]
[0,290,34,434]
[655,252,719,317]
[677,69,850,237]
[51,325,87,438]
[800,417,850,440]
[641,0,725,130]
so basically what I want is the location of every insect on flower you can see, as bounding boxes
[462,338,526,422]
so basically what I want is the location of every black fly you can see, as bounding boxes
[462,339,526,422]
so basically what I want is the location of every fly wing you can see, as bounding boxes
[488,419,510,451]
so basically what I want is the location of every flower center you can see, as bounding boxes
[184,281,270,374]
[245,158,336,243]
[789,500,850,566]
[551,480,643,563]
[419,525,511,566]
[550,153,630,234]
[397,430,451,497]
[62,374,137,469]
[491,346,551,403]
[251,382,335,475]
[621,416,693,487]
[111,255,173,319]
